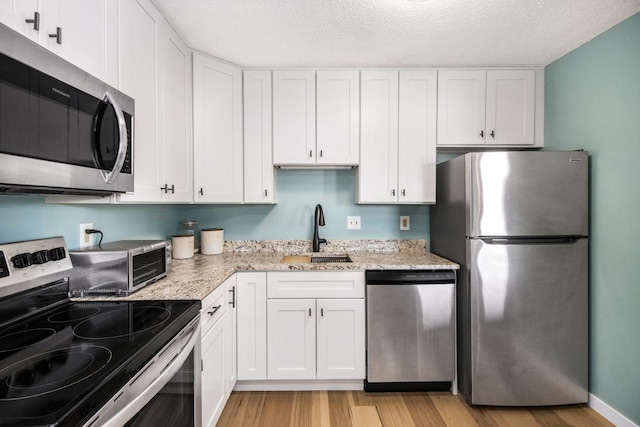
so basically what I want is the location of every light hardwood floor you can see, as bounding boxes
[218,391,613,427]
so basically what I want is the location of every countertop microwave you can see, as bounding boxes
[69,240,171,297]
[0,22,134,196]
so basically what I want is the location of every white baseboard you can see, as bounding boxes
[589,393,639,427]
[234,379,363,391]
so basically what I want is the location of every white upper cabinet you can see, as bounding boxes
[316,70,360,165]
[243,70,276,204]
[272,70,316,165]
[437,69,539,147]
[0,1,118,87]
[193,54,243,203]
[272,70,360,166]
[0,1,39,41]
[398,70,437,204]
[359,70,437,204]
[358,70,399,203]
[117,0,192,203]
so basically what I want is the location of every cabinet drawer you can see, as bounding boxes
[201,283,227,335]
[267,272,364,299]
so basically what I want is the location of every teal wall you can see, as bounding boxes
[545,12,640,424]
[185,169,429,241]
[0,169,429,249]
[0,195,183,249]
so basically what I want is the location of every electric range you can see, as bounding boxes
[0,237,201,427]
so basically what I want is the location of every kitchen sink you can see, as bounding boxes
[310,255,352,263]
[280,254,353,264]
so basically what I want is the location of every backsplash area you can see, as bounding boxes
[0,170,430,247]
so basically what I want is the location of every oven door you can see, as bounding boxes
[85,317,202,427]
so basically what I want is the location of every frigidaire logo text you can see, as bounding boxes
[51,87,70,98]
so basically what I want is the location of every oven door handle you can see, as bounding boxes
[94,318,201,427]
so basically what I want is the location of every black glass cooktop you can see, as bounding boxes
[0,299,200,426]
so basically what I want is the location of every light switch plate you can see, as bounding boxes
[400,216,410,230]
[347,216,361,230]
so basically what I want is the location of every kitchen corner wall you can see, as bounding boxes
[0,169,429,249]
[545,12,640,425]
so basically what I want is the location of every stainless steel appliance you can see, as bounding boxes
[0,22,133,196]
[69,240,172,297]
[430,151,589,406]
[365,270,456,392]
[0,237,201,426]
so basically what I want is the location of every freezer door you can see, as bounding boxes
[366,283,455,383]
[468,151,589,237]
[468,238,588,405]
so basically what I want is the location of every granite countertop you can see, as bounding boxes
[82,240,459,302]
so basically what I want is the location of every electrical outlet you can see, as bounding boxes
[79,223,94,248]
[347,216,361,230]
[400,216,410,231]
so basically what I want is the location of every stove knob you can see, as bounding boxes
[49,247,66,261]
[32,250,50,264]
[11,253,33,269]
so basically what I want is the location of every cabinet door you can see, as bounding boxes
[0,0,38,41]
[237,272,267,380]
[358,70,399,203]
[398,71,437,204]
[267,299,316,380]
[243,70,276,204]
[224,276,237,397]
[201,313,227,427]
[437,70,486,146]
[160,27,193,202]
[316,70,360,165]
[316,299,365,380]
[485,70,535,146]
[193,54,243,203]
[39,0,118,87]
[117,0,163,203]
[272,70,315,165]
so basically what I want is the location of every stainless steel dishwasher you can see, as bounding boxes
[365,270,456,392]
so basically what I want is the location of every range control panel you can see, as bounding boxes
[0,237,73,297]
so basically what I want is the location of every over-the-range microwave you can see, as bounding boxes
[0,22,134,196]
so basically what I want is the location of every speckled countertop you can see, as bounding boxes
[81,240,458,302]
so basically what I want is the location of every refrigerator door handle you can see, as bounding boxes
[480,237,582,245]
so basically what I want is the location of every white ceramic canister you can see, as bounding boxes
[201,228,224,255]
[172,234,194,259]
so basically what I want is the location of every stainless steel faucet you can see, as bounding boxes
[312,204,327,252]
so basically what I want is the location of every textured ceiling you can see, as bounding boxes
[150,0,640,68]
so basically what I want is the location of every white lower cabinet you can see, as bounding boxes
[265,272,366,381]
[237,272,268,380]
[201,275,236,427]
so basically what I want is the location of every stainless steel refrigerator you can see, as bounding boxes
[430,151,589,406]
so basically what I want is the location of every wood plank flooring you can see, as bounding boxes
[217,391,613,427]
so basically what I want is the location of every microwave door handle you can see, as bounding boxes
[98,91,128,184]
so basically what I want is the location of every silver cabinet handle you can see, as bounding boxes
[49,27,62,44]
[319,150,323,158]
[480,130,484,138]
[309,150,313,158]
[401,189,406,196]
[169,184,175,194]
[264,189,268,197]
[320,308,324,317]
[490,130,495,138]
[25,11,39,30]
[392,189,396,196]
[207,305,221,316]
[199,188,204,196]
[308,308,312,317]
